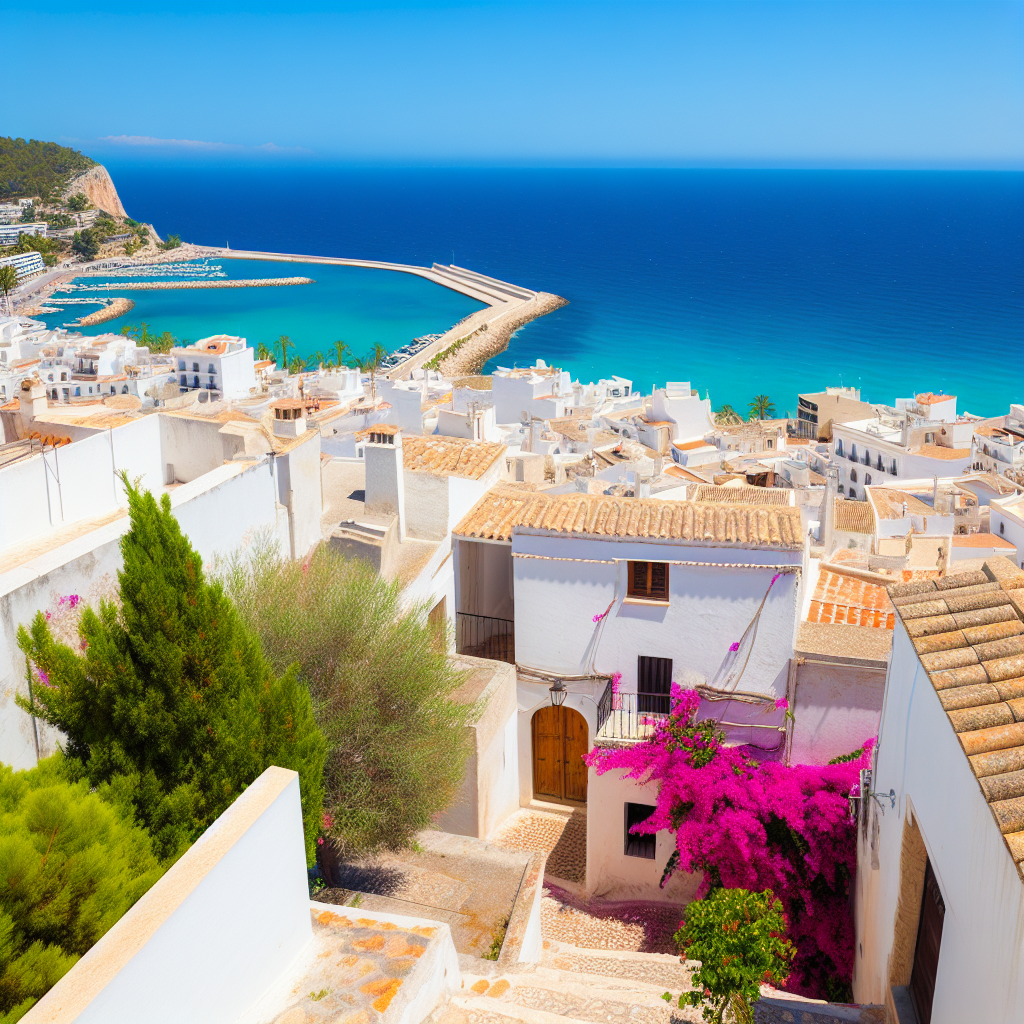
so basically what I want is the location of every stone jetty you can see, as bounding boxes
[67,276,314,292]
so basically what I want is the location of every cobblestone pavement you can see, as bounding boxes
[754,1002,885,1024]
[540,884,684,953]
[542,948,693,989]
[490,809,587,884]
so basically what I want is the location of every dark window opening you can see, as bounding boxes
[638,655,672,715]
[625,802,656,859]
[910,859,945,1024]
[628,560,669,601]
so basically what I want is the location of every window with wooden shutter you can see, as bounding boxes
[627,561,669,601]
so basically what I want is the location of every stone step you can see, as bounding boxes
[540,943,694,991]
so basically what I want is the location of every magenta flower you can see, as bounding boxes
[775,698,789,710]
[729,641,740,652]
[770,572,782,587]
[37,670,52,688]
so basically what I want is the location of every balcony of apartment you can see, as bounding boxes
[455,612,514,664]
[594,682,669,743]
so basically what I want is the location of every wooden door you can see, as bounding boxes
[563,708,589,802]
[910,860,945,1024]
[531,706,589,803]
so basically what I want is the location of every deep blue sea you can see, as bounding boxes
[97,165,1023,415]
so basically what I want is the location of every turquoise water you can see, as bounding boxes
[40,258,485,361]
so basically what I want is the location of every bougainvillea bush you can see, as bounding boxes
[585,684,870,998]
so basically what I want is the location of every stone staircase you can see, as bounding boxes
[425,940,885,1024]
[427,943,702,1024]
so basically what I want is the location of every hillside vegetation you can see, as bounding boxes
[0,137,96,201]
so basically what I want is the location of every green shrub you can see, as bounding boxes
[0,756,163,1022]
[668,888,795,1024]
[17,479,327,865]
[224,542,473,857]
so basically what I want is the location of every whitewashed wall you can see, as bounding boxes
[584,764,702,904]
[511,532,803,704]
[853,626,1024,1023]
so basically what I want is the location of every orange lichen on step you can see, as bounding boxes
[361,977,403,1012]
[317,911,353,928]
[384,935,426,959]
[409,925,437,938]
[487,980,511,998]
[353,935,385,952]
[471,980,490,994]
[356,918,398,930]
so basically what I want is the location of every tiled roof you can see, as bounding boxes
[915,392,955,405]
[834,498,874,534]
[889,567,1024,877]
[691,484,792,506]
[953,534,1017,549]
[808,569,895,629]
[795,621,893,666]
[866,487,935,521]
[913,444,971,461]
[401,435,505,480]
[664,465,710,483]
[676,439,713,451]
[453,483,804,546]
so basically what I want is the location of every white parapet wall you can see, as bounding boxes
[24,766,462,1024]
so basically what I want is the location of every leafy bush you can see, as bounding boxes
[17,479,327,865]
[158,233,182,250]
[0,756,163,1022]
[224,542,473,858]
[66,192,89,212]
[669,888,794,1024]
[586,684,870,997]
[71,229,100,260]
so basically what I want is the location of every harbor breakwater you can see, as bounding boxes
[78,298,136,326]
[66,277,314,292]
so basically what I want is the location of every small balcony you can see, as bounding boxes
[596,683,669,742]
[456,612,514,664]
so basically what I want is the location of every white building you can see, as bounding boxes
[0,250,45,282]
[972,405,1024,486]
[648,381,715,444]
[452,485,806,901]
[991,491,1024,571]
[174,335,256,400]
[0,222,47,246]
[832,393,982,501]
[854,563,1024,1024]
[490,363,574,423]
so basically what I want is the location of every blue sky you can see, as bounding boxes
[4,0,1022,167]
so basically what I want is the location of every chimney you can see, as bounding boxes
[18,376,48,428]
[820,463,839,554]
[364,428,405,541]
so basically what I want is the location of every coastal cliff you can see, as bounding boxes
[63,164,128,218]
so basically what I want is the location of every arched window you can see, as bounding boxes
[836,440,844,458]
[851,444,858,462]
[122,385,129,394]
[838,484,845,494]
[850,469,858,483]
[849,488,857,500]
[890,459,898,476]
[865,473,872,485]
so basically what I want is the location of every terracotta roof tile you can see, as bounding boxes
[401,434,505,480]
[953,534,1017,549]
[891,562,1024,876]
[866,487,935,521]
[913,444,972,461]
[834,498,874,534]
[453,483,803,546]
[806,568,895,630]
[691,484,792,506]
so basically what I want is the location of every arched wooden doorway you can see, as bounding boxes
[532,705,588,804]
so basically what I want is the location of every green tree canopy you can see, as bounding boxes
[714,404,743,425]
[0,756,164,1022]
[66,192,89,212]
[0,138,96,202]
[670,888,795,1024]
[17,480,327,864]
[158,233,182,251]
[0,265,16,314]
[224,543,473,858]
[70,229,100,261]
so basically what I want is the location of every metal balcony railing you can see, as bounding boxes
[455,612,515,664]
[596,682,669,741]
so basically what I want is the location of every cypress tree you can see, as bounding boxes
[18,480,326,864]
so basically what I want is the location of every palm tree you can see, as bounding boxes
[332,340,350,368]
[359,343,388,401]
[275,335,293,371]
[256,342,271,362]
[288,355,306,375]
[0,265,18,315]
[748,395,776,421]
[310,350,325,370]
[715,404,743,425]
